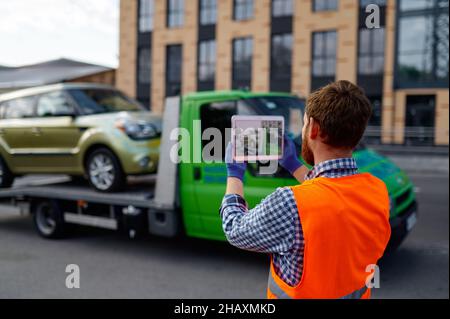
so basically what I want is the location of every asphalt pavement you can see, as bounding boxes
[0,170,448,299]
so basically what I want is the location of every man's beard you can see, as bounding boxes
[302,134,315,166]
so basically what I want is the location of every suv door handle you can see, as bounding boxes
[31,127,42,136]
[193,167,202,181]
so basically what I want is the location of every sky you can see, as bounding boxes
[0,0,119,68]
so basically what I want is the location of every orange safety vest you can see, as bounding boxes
[267,173,391,299]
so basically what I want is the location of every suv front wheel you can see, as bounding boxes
[0,156,14,188]
[86,148,125,192]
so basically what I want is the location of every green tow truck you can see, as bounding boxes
[0,90,417,250]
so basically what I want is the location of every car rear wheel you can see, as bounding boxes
[0,156,14,188]
[86,148,125,192]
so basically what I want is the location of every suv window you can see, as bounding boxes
[2,96,36,119]
[36,91,75,117]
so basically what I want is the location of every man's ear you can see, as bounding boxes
[309,117,319,140]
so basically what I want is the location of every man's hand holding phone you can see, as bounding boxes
[280,135,309,183]
[279,135,303,175]
[225,142,247,181]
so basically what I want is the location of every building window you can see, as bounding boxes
[272,0,293,17]
[232,37,253,89]
[358,28,385,75]
[396,0,449,87]
[166,45,182,97]
[400,0,438,11]
[311,31,337,91]
[271,33,293,92]
[167,0,184,28]
[405,95,436,146]
[138,48,151,84]
[200,0,217,25]
[313,0,338,12]
[234,0,254,21]
[198,40,216,90]
[139,0,154,32]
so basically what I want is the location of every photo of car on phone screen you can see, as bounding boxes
[232,116,284,162]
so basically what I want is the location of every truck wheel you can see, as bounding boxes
[86,148,125,192]
[0,156,14,188]
[32,200,67,239]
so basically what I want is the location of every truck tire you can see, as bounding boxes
[32,200,67,239]
[0,156,14,188]
[86,148,125,192]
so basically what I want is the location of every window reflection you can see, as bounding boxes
[271,33,293,92]
[167,0,184,28]
[200,0,217,25]
[272,0,293,17]
[397,0,449,86]
[232,37,253,89]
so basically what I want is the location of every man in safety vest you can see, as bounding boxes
[220,80,391,299]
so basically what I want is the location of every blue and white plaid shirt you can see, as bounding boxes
[219,158,359,287]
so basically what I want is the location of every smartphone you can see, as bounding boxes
[231,115,284,161]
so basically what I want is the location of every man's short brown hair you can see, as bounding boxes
[305,80,372,149]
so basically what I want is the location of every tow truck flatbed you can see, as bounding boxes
[0,176,156,208]
[0,98,180,238]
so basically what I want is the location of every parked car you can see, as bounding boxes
[0,83,161,192]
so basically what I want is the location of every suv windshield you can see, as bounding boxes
[243,96,305,141]
[69,89,143,114]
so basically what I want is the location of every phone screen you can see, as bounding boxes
[232,116,284,161]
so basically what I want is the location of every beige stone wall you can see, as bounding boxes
[292,0,358,97]
[435,90,450,145]
[216,0,271,92]
[381,0,396,144]
[117,0,138,99]
[151,0,198,113]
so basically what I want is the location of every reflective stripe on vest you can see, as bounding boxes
[268,272,368,299]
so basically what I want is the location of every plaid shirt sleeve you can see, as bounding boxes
[219,188,299,254]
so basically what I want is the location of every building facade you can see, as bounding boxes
[117,0,449,146]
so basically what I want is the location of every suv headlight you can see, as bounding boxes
[116,119,159,140]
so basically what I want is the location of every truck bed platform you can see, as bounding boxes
[0,175,157,208]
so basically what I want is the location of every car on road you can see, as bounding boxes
[0,83,161,192]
